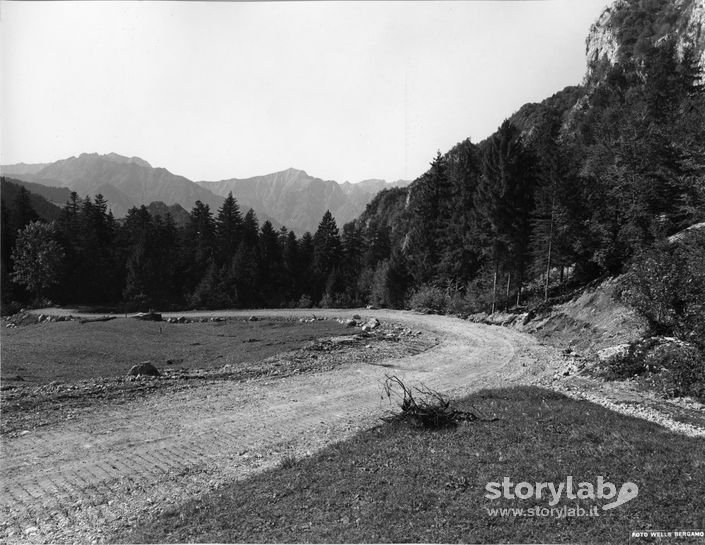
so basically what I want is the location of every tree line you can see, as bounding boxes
[3,38,704,316]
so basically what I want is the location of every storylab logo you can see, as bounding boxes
[484,476,639,518]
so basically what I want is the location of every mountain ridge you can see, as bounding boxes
[197,168,411,234]
[2,155,410,234]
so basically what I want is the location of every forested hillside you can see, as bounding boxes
[3,0,704,342]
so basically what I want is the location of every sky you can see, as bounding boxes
[1,0,610,183]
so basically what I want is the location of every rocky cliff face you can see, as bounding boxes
[585,1,624,75]
[585,0,705,81]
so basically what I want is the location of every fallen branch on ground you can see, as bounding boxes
[382,375,494,429]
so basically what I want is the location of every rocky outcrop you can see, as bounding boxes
[585,0,624,76]
[585,0,705,81]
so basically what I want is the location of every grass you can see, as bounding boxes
[121,386,705,544]
[0,318,353,385]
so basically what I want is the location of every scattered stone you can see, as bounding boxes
[329,336,355,346]
[134,311,162,322]
[128,361,161,377]
[596,344,631,363]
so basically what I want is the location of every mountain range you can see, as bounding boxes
[1,153,410,234]
[197,169,409,235]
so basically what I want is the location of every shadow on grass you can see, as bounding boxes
[118,386,705,544]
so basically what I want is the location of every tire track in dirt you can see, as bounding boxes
[1,310,560,543]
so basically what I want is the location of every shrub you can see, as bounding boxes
[279,454,298,469]
[646,343,705,400]
[599,338,705,401]
[408,285,449,314]
[621,230,705,347]
[598,340,654,380]
[0,300,23,317]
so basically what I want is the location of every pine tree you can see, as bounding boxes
[258,220,285,307]
[312,211,342,303]
[476,120,536,311]
[405,151,451,284]
[216,192,242,265]
[183,200,216,296]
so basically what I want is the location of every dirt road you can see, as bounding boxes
[1,310,560,543]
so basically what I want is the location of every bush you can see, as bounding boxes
[599,339,656,380]
[621,230,705,347]
[0,300,23,317]
[646,343,705,400]
[599,338,705,401]
[408,286,449,314]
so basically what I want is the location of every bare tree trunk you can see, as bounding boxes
[505,273,511,311]
[491,264,498,314]
[544,198,555,302]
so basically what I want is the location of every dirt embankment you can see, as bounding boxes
[466,279,705,437]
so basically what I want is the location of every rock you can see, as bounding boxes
[248,316,259,322]
[345,319,357,328]
[365,318,381,330]
[134,311,162,322]
[352,314,361,320]
[596,344,631,363]
[329,336,355,346]
[128,361,160,377]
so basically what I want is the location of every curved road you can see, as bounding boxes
[1,309,560,543]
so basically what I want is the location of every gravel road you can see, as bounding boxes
[1,309,561,543]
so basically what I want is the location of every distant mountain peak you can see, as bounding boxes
[76,152,152,168]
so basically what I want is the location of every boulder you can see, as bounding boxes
[345,319,357,328]
[248,315,259,322]
[134,311,162,322]
[596,344,631,363]
[128,361,161,377]
[365,317,381,330]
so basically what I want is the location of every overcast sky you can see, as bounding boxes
[2,0,609,183]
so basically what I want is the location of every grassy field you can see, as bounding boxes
[1,317,352,384]
[122,386,705,544]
